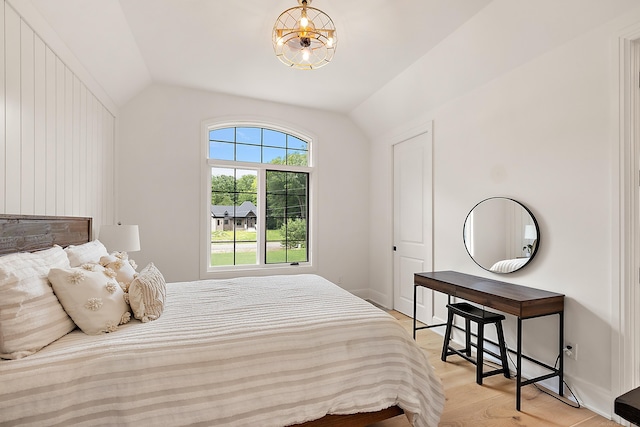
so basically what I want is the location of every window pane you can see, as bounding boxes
[265,243,284,264]
[210,167,258,267]
[286,204,304,218]
[287,136,307,150]
[263,147,287,164]
[236,144,261,163]
[266,206,285,220]
[211,167,236,205]
[266,170,286,191]
[209,127,308,165]
[210,141,234,161]
[287,174,308,195]
[287,241,307,263]
[236,127,261,145]
[264,129,287,148]
[211,242,235,266]
[235,245,258,265]
[266,170,309,265]
[210,128,235,142]
[285,150,307,166]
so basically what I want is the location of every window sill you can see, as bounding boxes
[200,263,316,280]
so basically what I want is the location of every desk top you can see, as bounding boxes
[414,270,564,318]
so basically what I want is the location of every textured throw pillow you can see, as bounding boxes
[64,240,109,267]
[0,246,76,359]
[48,264,131,335]
[128,263,166,322]
[99,252,138,290]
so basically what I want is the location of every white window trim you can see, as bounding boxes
[200,118,318,279]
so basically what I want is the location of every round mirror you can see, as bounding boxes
[463,197,539,273]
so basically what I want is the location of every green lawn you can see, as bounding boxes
[210,248,307,266]
[210,228,307,266]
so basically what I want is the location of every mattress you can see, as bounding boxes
[0,274,444,426]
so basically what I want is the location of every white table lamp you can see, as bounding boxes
[99,224,140,252]
[524,225,537,240]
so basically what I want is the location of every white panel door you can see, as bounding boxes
[393,131,433,322]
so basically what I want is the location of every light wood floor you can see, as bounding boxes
[372,311,621,427]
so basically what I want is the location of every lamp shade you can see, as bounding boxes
[99,225,140,252]
[524,224,537,240]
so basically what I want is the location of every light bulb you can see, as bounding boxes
[300,16,308,27]
[326,30,334,47]
[302,49,310,61]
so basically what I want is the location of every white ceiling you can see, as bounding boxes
[26,0,493,113]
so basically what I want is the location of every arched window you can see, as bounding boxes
[202,124,314,273]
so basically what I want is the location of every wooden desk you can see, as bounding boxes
[414,270,565,411]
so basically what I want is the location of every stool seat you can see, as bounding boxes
[446,302,506,323]
[441,302,511,385]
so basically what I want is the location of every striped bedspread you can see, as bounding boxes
[489,257,529,273]
[1,274,444,426]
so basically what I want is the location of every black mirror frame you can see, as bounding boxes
[463,197,540,274]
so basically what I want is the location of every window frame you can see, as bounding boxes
[200,119,317,278]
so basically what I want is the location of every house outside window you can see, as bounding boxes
[202,123,314,274]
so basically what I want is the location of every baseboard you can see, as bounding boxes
[561,374,617,420]
[363,289,393,309]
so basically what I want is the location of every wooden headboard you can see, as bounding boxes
[0,215,92,255]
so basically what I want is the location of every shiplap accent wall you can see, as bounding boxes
[0,2,115,233]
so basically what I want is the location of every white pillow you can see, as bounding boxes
[64,240,109,267]
[100,252,138,290]
[0,246,76,359]
[48,264,131,335]
[128,263,166,323]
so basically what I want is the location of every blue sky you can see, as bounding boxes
[209,127,307,164]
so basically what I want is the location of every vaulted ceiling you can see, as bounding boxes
[24,0,492,113]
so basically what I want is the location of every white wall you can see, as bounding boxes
[117,84,371,291]
[0,1,116,236]
[353,0,640,418]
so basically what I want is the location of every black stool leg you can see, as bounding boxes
[441,309,454,362]
[496,320,510,379]
[476,323,484,385]
[464,318,471,356]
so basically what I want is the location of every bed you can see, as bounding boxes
[489,257,529,273]
[0,215,445,427]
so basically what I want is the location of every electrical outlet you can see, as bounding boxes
[564,342,578,360]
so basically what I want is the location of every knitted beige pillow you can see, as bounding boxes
[48,264,131,335]
[128,263,166,323]
[99,252,138,291]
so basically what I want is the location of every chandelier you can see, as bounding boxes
[272,0,337,70]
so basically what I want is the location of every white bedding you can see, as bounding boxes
[0,274,444,427]
[489,257,529,273]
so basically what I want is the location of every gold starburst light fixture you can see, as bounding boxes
[272,0,337,70]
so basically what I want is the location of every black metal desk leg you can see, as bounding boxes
[559,311,564,396]
[516,317,523,411]
[413,285,417,340]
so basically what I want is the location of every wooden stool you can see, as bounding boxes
[441,302,511,385]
